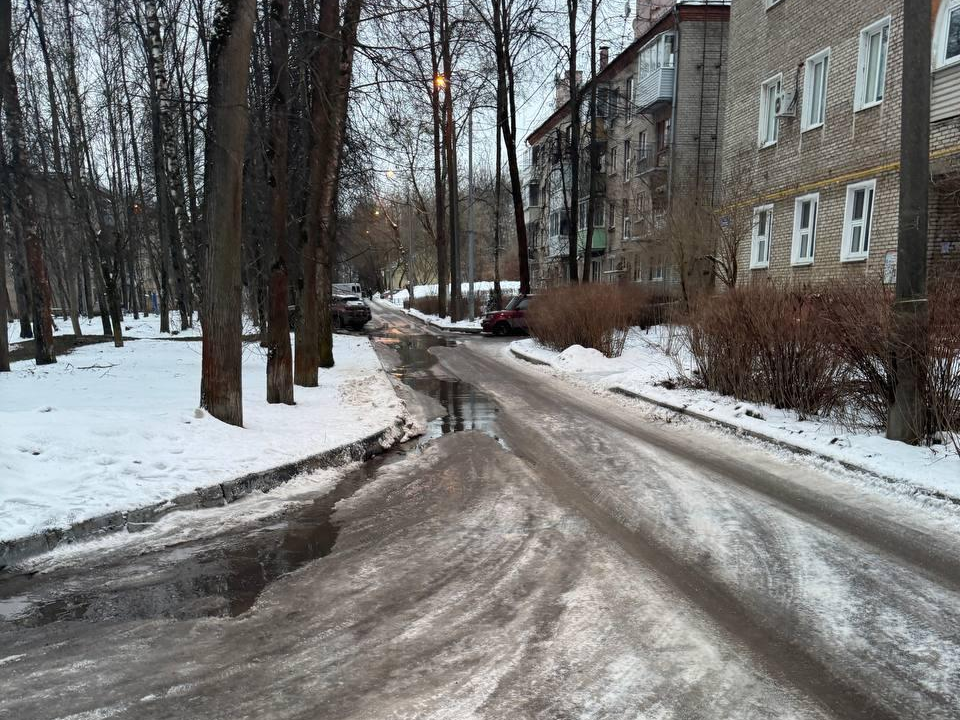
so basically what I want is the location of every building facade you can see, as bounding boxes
[722,0,960,287]
[524,1,730,290]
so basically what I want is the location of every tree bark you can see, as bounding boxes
[439,0,462,319]
[200,0,257,426]
[566,0,580,282]
[265,0,294,403]
[427,0,448,317]
[0,0,55,364]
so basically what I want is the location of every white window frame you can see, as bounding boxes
[623,139,632,181]
[608,201,616,230]
[841,180,876,262]
[751,204,774,270]
[935,0,960,70]
[802,48,830,132]
[855,18,890,111]
[622,213,631,241]
[625,76,635,121]
[651,257,664,282]
[791,193,819,266]
[758,74,782,148]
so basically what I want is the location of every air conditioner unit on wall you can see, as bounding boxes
[775,91,796,118]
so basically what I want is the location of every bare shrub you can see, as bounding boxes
[683,284,841,419]
[927,272,960,450]
[527,283,666,358]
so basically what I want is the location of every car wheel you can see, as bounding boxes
[494,322,510,336]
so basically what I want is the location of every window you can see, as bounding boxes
[650,257,664,282]
[633,259,642,282]
[638,33,676,80]
[936,0,960,68]
[609,147,618,174]
[759,74,782,147]
[623,213,631,241]
[608,201,616,229]
[625,77,635,120]
[623,139,632,180]
[549,210,562,238]
[751,205,773,269]
[591,259,602,282]
[791,194,819,265]
[594,201,605,227]
[578,201,588,232]
[856,18,889,110]
[656,119,670,153]
[802,49,830,131]
[637,131,648,170]
[841,180,875,262]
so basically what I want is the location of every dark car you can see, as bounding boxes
[332,294,372,330]
[481,294,534,336]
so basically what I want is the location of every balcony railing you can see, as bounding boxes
[635,143,670,176]
[635,66,674,114]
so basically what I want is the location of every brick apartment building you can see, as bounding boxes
[523,1,730,288]
[722,0,960,286]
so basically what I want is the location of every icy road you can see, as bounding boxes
[1,303,960,719]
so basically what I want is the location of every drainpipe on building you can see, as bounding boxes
[666,3,680,208]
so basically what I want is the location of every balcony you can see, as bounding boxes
[635,66,674,114]
[548,235,569,258]
[635,143,670,184]
[577,228,607,253]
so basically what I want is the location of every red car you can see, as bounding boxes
[481,294,534,336]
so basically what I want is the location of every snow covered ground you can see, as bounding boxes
[6,312,201,346]
[385,280,520,304]
[510,326,960,500]
[0,328,406,543]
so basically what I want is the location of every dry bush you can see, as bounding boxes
[683,276,960,445]
[527,283,665,358]
[683,284,841,419]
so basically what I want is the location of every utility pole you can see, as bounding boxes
[887,0,931,444]
[467,105,475,320]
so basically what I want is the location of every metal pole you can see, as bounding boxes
[467,105,475,320]
[887,0,931,444]
[406,184,415,301]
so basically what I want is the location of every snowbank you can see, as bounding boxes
[0,333,405,542]
[510,327,960,500]
[386,280,521,304]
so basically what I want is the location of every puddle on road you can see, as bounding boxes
[0,334,501,628]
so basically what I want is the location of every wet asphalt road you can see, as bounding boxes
[2,303,960,719]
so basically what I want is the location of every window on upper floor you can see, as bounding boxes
[656,119,670,153]
[751,205,773,270]
[609,146,618,174]
[623,213,632,241]
[623,139,632,180]
[791,194,819,265]
[841,180,875,262]
[856,18,889,111]
[625,76,635,120]
[758,74,782,147]
[802,48,830,131]
[638,33,676,81]
[608,200,617,229]
[935,0,960,69]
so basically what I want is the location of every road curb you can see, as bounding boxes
[0,417,410,570]
[509,344,960,507]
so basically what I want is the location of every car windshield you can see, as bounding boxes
[342,295,361,302]
[505,295,533,311]
[505,296,521,310]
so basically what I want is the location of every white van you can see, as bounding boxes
[333,282,363,297]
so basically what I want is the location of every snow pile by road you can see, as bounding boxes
[385,280,520,304]
[0,334,405,542]
[511,327,960,499]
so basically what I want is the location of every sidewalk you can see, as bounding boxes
[0,324,412,565]
[373,297,483,334]
[509,331,960,504]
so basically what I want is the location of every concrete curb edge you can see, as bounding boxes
[508,344,960,507]
[0,416,409,569]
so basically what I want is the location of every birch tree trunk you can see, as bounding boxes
[200,0,256,426]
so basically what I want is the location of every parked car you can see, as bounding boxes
[332,294,371,330]
[481,294,534,336]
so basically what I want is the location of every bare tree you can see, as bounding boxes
[200,0,257,426]
[1,0,55,364]
[265,0,294,404]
